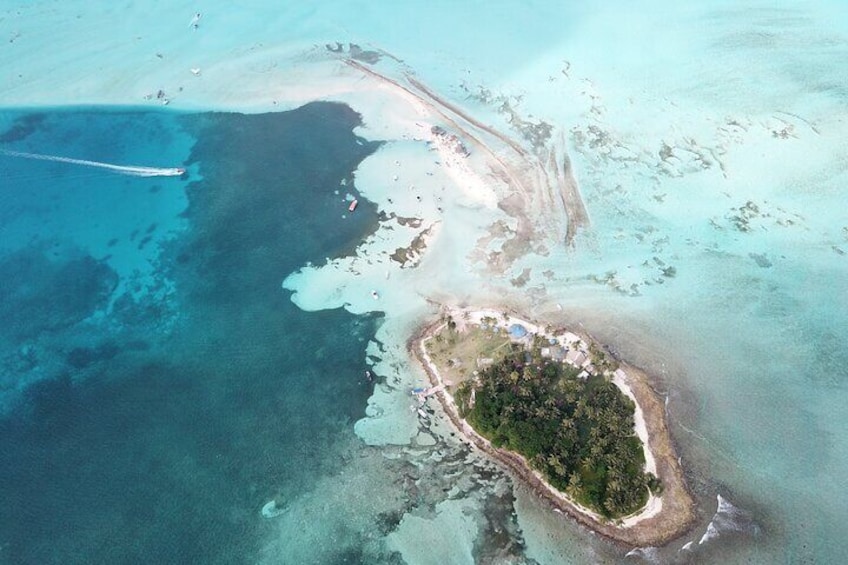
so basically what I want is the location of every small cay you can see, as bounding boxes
[412,307,696,547]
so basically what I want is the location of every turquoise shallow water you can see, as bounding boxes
[2,2,848,563]
[0,104,385,563]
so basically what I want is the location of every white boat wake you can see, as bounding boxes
[0,148,185,177]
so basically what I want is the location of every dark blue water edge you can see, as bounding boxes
[0,103,384,564]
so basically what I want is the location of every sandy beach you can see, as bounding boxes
[411,307,696,547]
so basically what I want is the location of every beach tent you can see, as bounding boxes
[508,324,528,339]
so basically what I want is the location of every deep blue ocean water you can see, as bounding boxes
[0,104,383,564]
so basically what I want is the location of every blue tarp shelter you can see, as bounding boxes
[508,324,528,338]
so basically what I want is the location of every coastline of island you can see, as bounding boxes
[410,306,697,547]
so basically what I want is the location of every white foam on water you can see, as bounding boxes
[260,500,287,519]
[698,522,721,546]
[0,148,184,177]
[699,494,760,546]
[624,546,660,563]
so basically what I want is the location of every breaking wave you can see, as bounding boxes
[625,546,661,563]
[698,494,760,546]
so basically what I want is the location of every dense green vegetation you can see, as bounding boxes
[454,341,660,519]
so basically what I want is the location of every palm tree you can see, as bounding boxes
[567,472,582,496]
[547,454,566,477]
[508,370,520,385]
[590,442,605,460]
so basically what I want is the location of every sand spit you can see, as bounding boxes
[343,55,588,254]
[405,72,589,247]
[547,134,589,245]
[410,307,696,547]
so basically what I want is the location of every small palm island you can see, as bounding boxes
[413,308,696,547]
